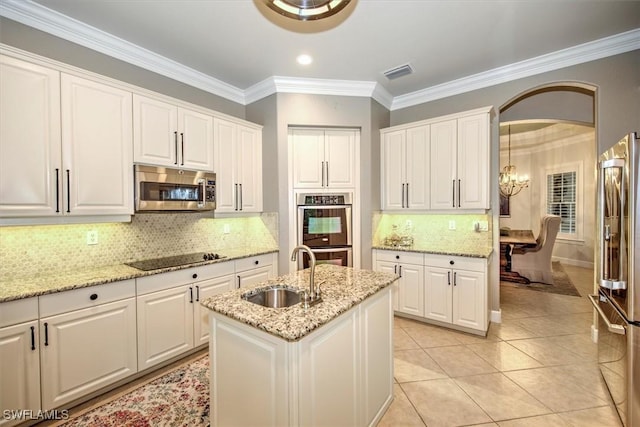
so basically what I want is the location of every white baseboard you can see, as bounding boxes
[490,309,502,324]
[591,324,598,343]
[552,256,594,269]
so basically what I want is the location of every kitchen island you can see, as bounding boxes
[201,264,398,427]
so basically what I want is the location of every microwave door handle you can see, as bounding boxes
[198,179,205,207]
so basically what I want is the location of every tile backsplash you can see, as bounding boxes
[373,212,492,249]
[0,213,278,279]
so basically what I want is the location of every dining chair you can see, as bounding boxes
[511,215,562,284]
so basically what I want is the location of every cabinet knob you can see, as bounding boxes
[255,260,259,265]
[395,255,400,260]
[449,260,455,265]
[192,273,198,279]
[89,293,98,301]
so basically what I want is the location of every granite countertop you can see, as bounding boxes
[372,243,493,258]
[201,264,398,342]
[0,248,279,303]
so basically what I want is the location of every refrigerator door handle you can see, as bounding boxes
[588,294,626,335]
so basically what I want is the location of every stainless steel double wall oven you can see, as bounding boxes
[297,193,352,268]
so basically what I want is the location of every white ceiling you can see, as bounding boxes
[2,0,640,109]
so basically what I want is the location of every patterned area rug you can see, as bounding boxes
[60,355,209,426]
[501,262,581,297]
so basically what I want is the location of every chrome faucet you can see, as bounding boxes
[291,244,322,306]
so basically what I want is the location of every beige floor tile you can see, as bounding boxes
[466,341,543,371]
[394,316,424,329]
[496,413,569,427]
[488,322,537,341]
[454,373,552,421]
[507,337,585,366]
[404,323,465,348]
[402,379,492,427]
[425,345,498,378]
[377,384,425,427]
[394,349,448,383]
[545,334,598,362]
[505,366,609,412]
[556,405,623,427]
[395,327,421,350]
[537,363,612,402]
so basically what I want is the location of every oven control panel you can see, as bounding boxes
[298,193,352,205]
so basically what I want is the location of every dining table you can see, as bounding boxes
[499,229,537,283]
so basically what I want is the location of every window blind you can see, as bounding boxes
[546,171,576,234]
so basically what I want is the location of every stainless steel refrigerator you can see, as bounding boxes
[590,132,639,427]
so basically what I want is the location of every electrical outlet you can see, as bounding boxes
[448,220,456,230]
[223,224,230,234]
[479,221,489,231]
[86,230,98,245]
[405,219,412,228]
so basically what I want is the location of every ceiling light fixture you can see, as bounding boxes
[264,0,351,21]
[499,124,530,198]
[297,54,313,65]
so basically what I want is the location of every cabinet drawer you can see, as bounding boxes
[424,254,486,272]
[39,279,135,318]
[235,253,274,272]
[0,297,38,328]
[136,260,235,295]
[375,250,423,265]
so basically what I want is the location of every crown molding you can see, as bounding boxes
[391,28,640,111]
[0,0,246,104]
[1,0,638,111]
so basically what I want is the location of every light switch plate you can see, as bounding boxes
[448,220,456,230]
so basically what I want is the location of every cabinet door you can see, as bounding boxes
[397,263,424,317]
[0,321,40,426]
[40,298,137,410]
[376,261,399,312]
[457,113,489,209]
[213,118,238,212]
[133,94,178,167]
[424,266,453,323]
[236,125,263,212]
[381,130,406,210]
[298,309,360,426]
[61,74,133,215]
[237,265,273,289]
[325,130,356,188]
[291,129,325,188]
[0,55,61,217]
[429,119,457,210]
[178,107,214,171]
[193,274,235,346]
[137,285,194,370]
[405,126,430,210]
[452,269,486,330]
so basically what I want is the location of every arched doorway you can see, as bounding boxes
[497,82,597,299]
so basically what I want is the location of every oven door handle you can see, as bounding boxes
[308,247,352,253]
[588,294,626,335]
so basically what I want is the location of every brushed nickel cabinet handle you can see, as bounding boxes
[452,179,455,208]
[406,182,409,208]
[458,179,461,208]
[174,131,178,165]
[180,132,185,166]
[44,322,49,346]
[66,169,71,213]
[55,168,60,213]
[239,183,243,211]
[31,326,36,351]
[448,271,451,285]
[402,183,406,208]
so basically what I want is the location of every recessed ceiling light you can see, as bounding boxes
[265,0,351,21]
[297,54,313,65]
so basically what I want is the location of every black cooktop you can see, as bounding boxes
[126,252,226,271]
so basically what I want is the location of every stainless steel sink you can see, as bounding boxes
[242,285,301,308]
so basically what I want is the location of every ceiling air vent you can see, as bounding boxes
[383,63,414,80]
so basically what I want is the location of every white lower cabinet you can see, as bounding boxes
[374,249,489,334]
[0,299,40,427]
[136,261,236,370]
[375,251,424,317]
[209,287,393,427]
[39,280,137,410]
[234,253,277,289]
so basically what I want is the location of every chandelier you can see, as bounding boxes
[499,124,530,197]
[264,0,351,21]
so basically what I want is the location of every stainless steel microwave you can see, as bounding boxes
[134,165,216,212]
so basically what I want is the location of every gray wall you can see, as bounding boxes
[500,89,595,124]
[0,17,246,118]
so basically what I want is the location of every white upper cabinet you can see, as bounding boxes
[61,74,133,215]
[0,56,133,219]
[292,129,357,189]
[0,55,61,217]
[381,106,492,212]
[380,125,430,210]
[133,94,214,171]
[213,117,263,213]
